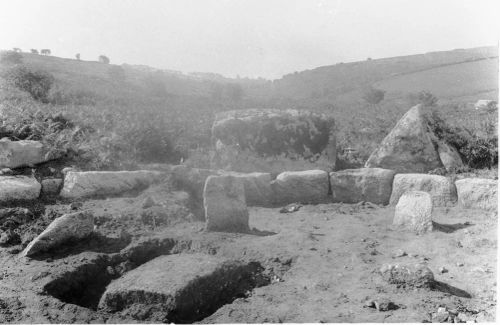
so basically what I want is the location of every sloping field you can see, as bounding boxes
[374,58,498,102]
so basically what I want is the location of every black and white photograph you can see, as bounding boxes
[0,0,498,323]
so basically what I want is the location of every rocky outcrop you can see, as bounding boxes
[0,139,56,169]
[330,168,395,205]
[389,173,457,207]
[98,254,261,323]
[204,175,249,232]
[393,191,433,234]
[0,176,41,203]
[220,171,272,207]
[21,211,94,257]
[271,170,329,205]
[365,105,460,173]
[455,178,498,211]
[60,170,164,199]
[211,109,336,173]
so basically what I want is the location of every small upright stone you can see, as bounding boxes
[204,175,249,233]
[393,191,433,234]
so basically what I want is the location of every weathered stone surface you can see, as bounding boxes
[0,139,50,168]
[21,211,94,257]
[330,168,395,205]
[41,178,63,196]
[390,173,457,207]
[437,141,464,172]
[393,191,433,234]
[220,171,272,207]
[380,263,435,288]
[455,178,498,211]
[365,105,444,173]
[211,109,336,173]
[0,176,41,203]
[60,170,164,199]
[98,254,261,323]
[204,175,249,232]
[272,170,329,205]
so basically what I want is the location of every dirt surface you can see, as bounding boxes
[0,184,496,323]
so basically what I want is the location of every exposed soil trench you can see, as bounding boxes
[42,236,282,323]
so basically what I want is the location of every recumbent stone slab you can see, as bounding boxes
[271,169,329,205]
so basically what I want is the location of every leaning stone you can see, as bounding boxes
[21,211,94,257]
[0,176,41,203]
[220,171,272,207]
[204,175,249,232]
[455,178,498,211]
[365,105,444,173]
[98,254,261,323]
[60,170,164,199]
[271,170,329,205]
[393,191,433,234]
[330,168,395,205]
[379,263,435,288]
[41,178,63,196]
[390,173,457,207]
[0,139,57,168]
[436,141,464,172]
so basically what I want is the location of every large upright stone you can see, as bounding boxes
[271,170,329,205]
[204,175,249,232]
[390,174,457,207]
[455,178,498,211]
[365,105,444,173]
[220,171,272,207]
[330,168,395,205]
[98,254,261,323]
[60,170,164,199]
[393,191,433,234]
[0,176,41,203]
[211,109,336,173]
[21,211,94,257]
[0,139,48,168]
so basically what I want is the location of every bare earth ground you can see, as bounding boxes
[0,184,496,323]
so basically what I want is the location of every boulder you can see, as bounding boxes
[455,178,498,211]
[21,211,94,257]
[220,171,272,206]
[271,170,329,205]
[204,175,249,232]
[330,168,395,205]
[41,178,63,196]
[60,170,164,199]
[0,176,41,203]
[0,139,53,169]
[211,109,336,173]
[389,174,457,207]
[98,254,261,323]
[393,191,433,234]
[380,263,435,288]
[437,141,464,172]
[365,105,444,173]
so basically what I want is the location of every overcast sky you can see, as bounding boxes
[0,0,498,79]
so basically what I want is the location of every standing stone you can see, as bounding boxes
[204,175,249,232]
[365,105,444,173]
[330,168,395,205]
[393,191,433,234]
[211,109,336,173]
[271,170,329,205]
[220,171,272,207]
[0,176,41,203]
[21,211,94,257]
[60,170,164,199]
[389,173,457,207]
[455,178,498,211]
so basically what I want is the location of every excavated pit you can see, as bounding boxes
[43,236,283,322]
